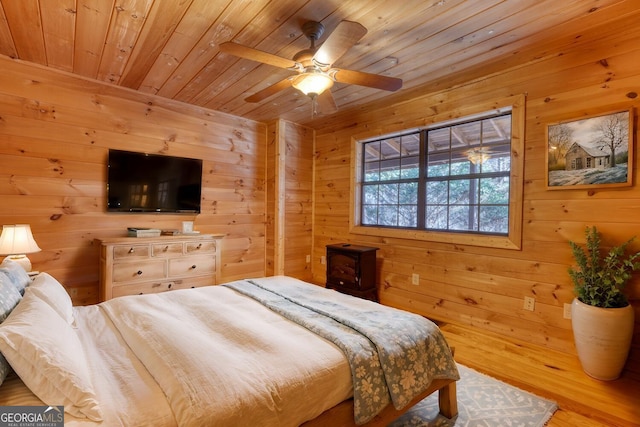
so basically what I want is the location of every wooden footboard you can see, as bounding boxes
[302,377,458,427]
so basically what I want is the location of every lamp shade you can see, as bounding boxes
[0,225,41,272]
[0,224,41,256]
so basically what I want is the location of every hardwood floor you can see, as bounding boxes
[438,323,640,427]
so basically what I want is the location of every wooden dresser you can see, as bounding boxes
[96,234,224,301]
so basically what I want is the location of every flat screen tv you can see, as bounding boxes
[107,149,202,213]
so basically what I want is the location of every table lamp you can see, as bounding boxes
[0,224,42,272]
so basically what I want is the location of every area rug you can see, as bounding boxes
[389,364,557,427]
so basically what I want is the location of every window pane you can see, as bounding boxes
[380,157,400,180]
[398,182,417,204]
[363,205,378,225]
[364,160,380,182]
[401,156,419,178]
[398,205,417,227]
[379,183,398,204]
[451,121,481,149]
[363,140,382,182]
[364,141,381,162]
[449,179,477,205]
[379,206,398,226]
[449,205,478,231]
[363,185,378,204]
[428,128,450,151]
[480,177,509,204]
[449,157,470,175]
[426,181,447,204]
[481,154,510,172]
[480,206,508,233]
[427,128,450,177]
[426,205,447,229]
[427,162,450,177]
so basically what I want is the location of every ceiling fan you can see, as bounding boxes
[220,20,403,113]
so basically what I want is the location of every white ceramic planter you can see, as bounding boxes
[571,298,635,380]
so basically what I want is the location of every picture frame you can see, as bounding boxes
[546,108,634,190]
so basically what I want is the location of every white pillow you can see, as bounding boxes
[0,258,30,295]
[27,273,75,326]
[0,273,22,385]
[0,292,103,421]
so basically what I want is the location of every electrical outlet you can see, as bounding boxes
[305,254,310,263]
[412,273,420,285]
[320,256,326,265]
[563,303,572,319]
[523,296,535,311]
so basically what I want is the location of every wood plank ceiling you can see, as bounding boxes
[0,0,630,125]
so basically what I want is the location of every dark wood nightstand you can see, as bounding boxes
[326,243,378,302]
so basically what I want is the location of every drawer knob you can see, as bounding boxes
[197,243,202,249]
[191,265,197,270]
[137,270,143,275]
[168,283,172,289]
[129,247,134,254]
[163,246,169,252]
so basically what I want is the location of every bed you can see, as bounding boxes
[0,262,459,426]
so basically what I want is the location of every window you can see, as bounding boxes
[352,95,524,249]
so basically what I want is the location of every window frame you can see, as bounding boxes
[349,94,525,250]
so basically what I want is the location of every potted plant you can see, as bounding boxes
[568,226,639,380]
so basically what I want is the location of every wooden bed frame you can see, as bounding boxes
[303,377,458,426]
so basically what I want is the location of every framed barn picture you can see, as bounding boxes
[546,108,634,190]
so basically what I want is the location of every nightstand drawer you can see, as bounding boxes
[169,255,215,278]
[112,260,166,283]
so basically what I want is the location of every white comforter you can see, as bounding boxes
[96,285,352,427]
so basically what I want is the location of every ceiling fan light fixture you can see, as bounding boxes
[291,69,334,98]
[466,148,491,165]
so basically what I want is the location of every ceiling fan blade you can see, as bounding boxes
[313,20,367,66]
[220,42,299,70]
[245,77,293,103]
[333,68,402,91]
[317,90,338,114]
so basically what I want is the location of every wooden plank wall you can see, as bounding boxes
[0,56,267,304]
[265,119,314,281]
[282,121,314,281]
[312,8,640,377]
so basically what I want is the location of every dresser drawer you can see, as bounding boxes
[185,240,216,254]
[111,280,176,298]
[113,244,150,259]
[169,255,215,278]
[112,260,166,283]
[152,242,183,257]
